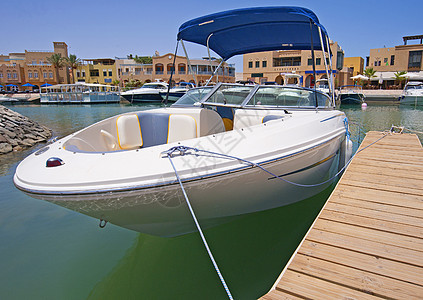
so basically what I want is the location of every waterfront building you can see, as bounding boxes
[115,53,235,86]
[344,57,364,77]
[366,35,423,87]
[0,42,70,91]
[75,58,118,84]
[242,41,344,87]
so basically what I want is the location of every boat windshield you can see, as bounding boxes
[142,84,167,89]
[405,83,423,90]
[172,87,213,106]
[201,83,331,108]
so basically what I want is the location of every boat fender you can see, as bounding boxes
[99,219,108,228]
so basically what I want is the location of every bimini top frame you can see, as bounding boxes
[175,6,335,107]
[177,6,330,60]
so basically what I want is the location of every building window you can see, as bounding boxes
[0,73,3,78]
[390,55,395,66]
[103,70,107,77]
[408,51,422,69]
[28,72,33,78]
[13,72,17,79]
[43,71,48,78]
[34,72,39,78]
[307,58,313,66]
[255,61,260,68]
[262,61,267,68]
[316,58,321,65]
[32,60,36,65]
[49,72,53,78]
[108,69,112,76]
[76,71,80,77]
[248,61,253,68]
[273,56,301,67]
[384,58,388,65]
[82,70,86,77]
[90,70,99,77]
[7,72,11,79]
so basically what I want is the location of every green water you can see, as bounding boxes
[1,102,422,299]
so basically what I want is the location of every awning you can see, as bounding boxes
[177,6,330,60]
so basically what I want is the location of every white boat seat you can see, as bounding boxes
[116,114,143,150]
[167,114,197,143]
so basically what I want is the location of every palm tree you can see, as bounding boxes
[394,71,407,89]
[47,53,65,84]
[363,67,376,88]
[64,54,81,84]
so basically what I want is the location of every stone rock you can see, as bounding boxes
[0,143,13,154]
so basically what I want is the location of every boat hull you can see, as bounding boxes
[400,95,423,106]
[18,135,342,237]
[339,93,364,104]
[121,93,164,103]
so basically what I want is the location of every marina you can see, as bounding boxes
[262,131,423,299]
[1,3,423,299]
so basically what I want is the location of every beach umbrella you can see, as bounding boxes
[40,83,53,87]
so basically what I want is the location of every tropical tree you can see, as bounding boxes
[112,79,120,86]
[47,53,65,84]
[363,67,377,88]
[64,54,81,84]
[394,71,407,89]
[133,55,152,64]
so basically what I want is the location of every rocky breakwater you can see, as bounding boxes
[0,105,52,154]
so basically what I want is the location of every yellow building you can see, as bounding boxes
[343,57,364,76]
[75,58,118,84]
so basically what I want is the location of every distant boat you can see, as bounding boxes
[121,82,168,103]
[399,81,423,106]
[316,78,330,95]
[337,85,365,104]
[40,83,120,104]
[159,82,195,102]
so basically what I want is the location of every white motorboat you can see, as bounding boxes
[337,85,366,105]
[121,82,168,103]
[14,6,353,237]
[159,81,195,102]
[316,78,330,95]
[399,81,423,106]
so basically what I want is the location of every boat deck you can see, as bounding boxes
[262,131,423,299]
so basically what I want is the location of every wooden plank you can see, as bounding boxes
[313,219,423,252]
[346,163,423,181]
[340,178,423,197]
[350,157,423,173]
[333,185,423,210]
[261,292,303,300]
[274,269,381,299]
[289,253,423,299]
[306,229,423,267]
[323,202,423,230]
[299,240,423,287]
[329,194,423,219]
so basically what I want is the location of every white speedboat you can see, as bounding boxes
[337,85,366,105]
[14,6,352,237]
[121,82,168,103]
[159,82,195,102]
[399,81,423,106]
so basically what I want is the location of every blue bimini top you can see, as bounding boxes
[177,6,330,60]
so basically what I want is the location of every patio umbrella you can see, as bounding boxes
[40,83,53,87]
[350,74,368,80]
[6,84,18,87]
[22,83,35,87]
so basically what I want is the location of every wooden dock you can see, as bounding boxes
[262,131,423,299]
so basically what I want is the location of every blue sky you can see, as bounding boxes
[2,0,422,71]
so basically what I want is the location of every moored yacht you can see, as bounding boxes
[399,81,423,106]
[337,85,366,105]
[159,81,195,102]
[121,81,168,103]
[14,6,353,237]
